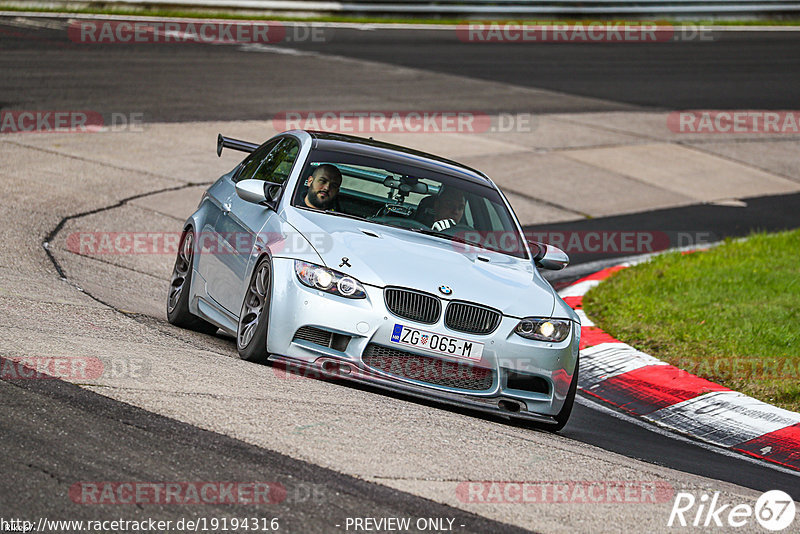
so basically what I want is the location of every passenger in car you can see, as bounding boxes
[431,187,466,231]
[303,164,342,211]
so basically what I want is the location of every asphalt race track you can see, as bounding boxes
[263,26,800,112]
[3,21,800,120]
[1,15,799,533]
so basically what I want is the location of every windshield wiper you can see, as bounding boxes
[407,227,475,246]
[298,207,368,222]
[407,227,446,237]
[327,211,368,222]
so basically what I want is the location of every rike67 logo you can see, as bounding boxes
[668,490,796,530]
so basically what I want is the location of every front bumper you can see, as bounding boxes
[267,258,580,421]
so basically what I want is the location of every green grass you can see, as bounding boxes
[583,230,800,412]
[1,5,800,26]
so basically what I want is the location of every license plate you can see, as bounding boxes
[389,324,484,361]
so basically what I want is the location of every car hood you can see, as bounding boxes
[282,208,556,318]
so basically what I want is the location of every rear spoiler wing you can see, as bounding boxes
[217,134,259,157]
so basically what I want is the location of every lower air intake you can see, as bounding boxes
[362,343,494,391]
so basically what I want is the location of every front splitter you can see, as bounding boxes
[268,355,559,427]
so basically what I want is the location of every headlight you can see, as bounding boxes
[294,260,366,299]
[514,318,571,342]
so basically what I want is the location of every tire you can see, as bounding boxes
[550,354,579,432]
[166,228,219,335]
[236,256,272,363]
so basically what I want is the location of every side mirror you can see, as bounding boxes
[530,241,569,270]
[235,179,282,208]
[266,184,282,202]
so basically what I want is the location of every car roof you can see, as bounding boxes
[305,130,493,186]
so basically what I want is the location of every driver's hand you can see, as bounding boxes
[432,218,456,231]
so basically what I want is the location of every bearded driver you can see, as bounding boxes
[304,164,342,211]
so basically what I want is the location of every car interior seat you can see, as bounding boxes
[414,195,437,227]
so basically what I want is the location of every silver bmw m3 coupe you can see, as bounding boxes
[167,130,580,430]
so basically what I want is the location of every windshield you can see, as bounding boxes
[291,149,529,259]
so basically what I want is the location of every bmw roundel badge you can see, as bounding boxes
[439,285,452,295]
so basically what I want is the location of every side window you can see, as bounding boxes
[482,197,517,233]
[251,138,300,185]
[484,198,503,229]
[234,139,279,183]
[463,195,475,227]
